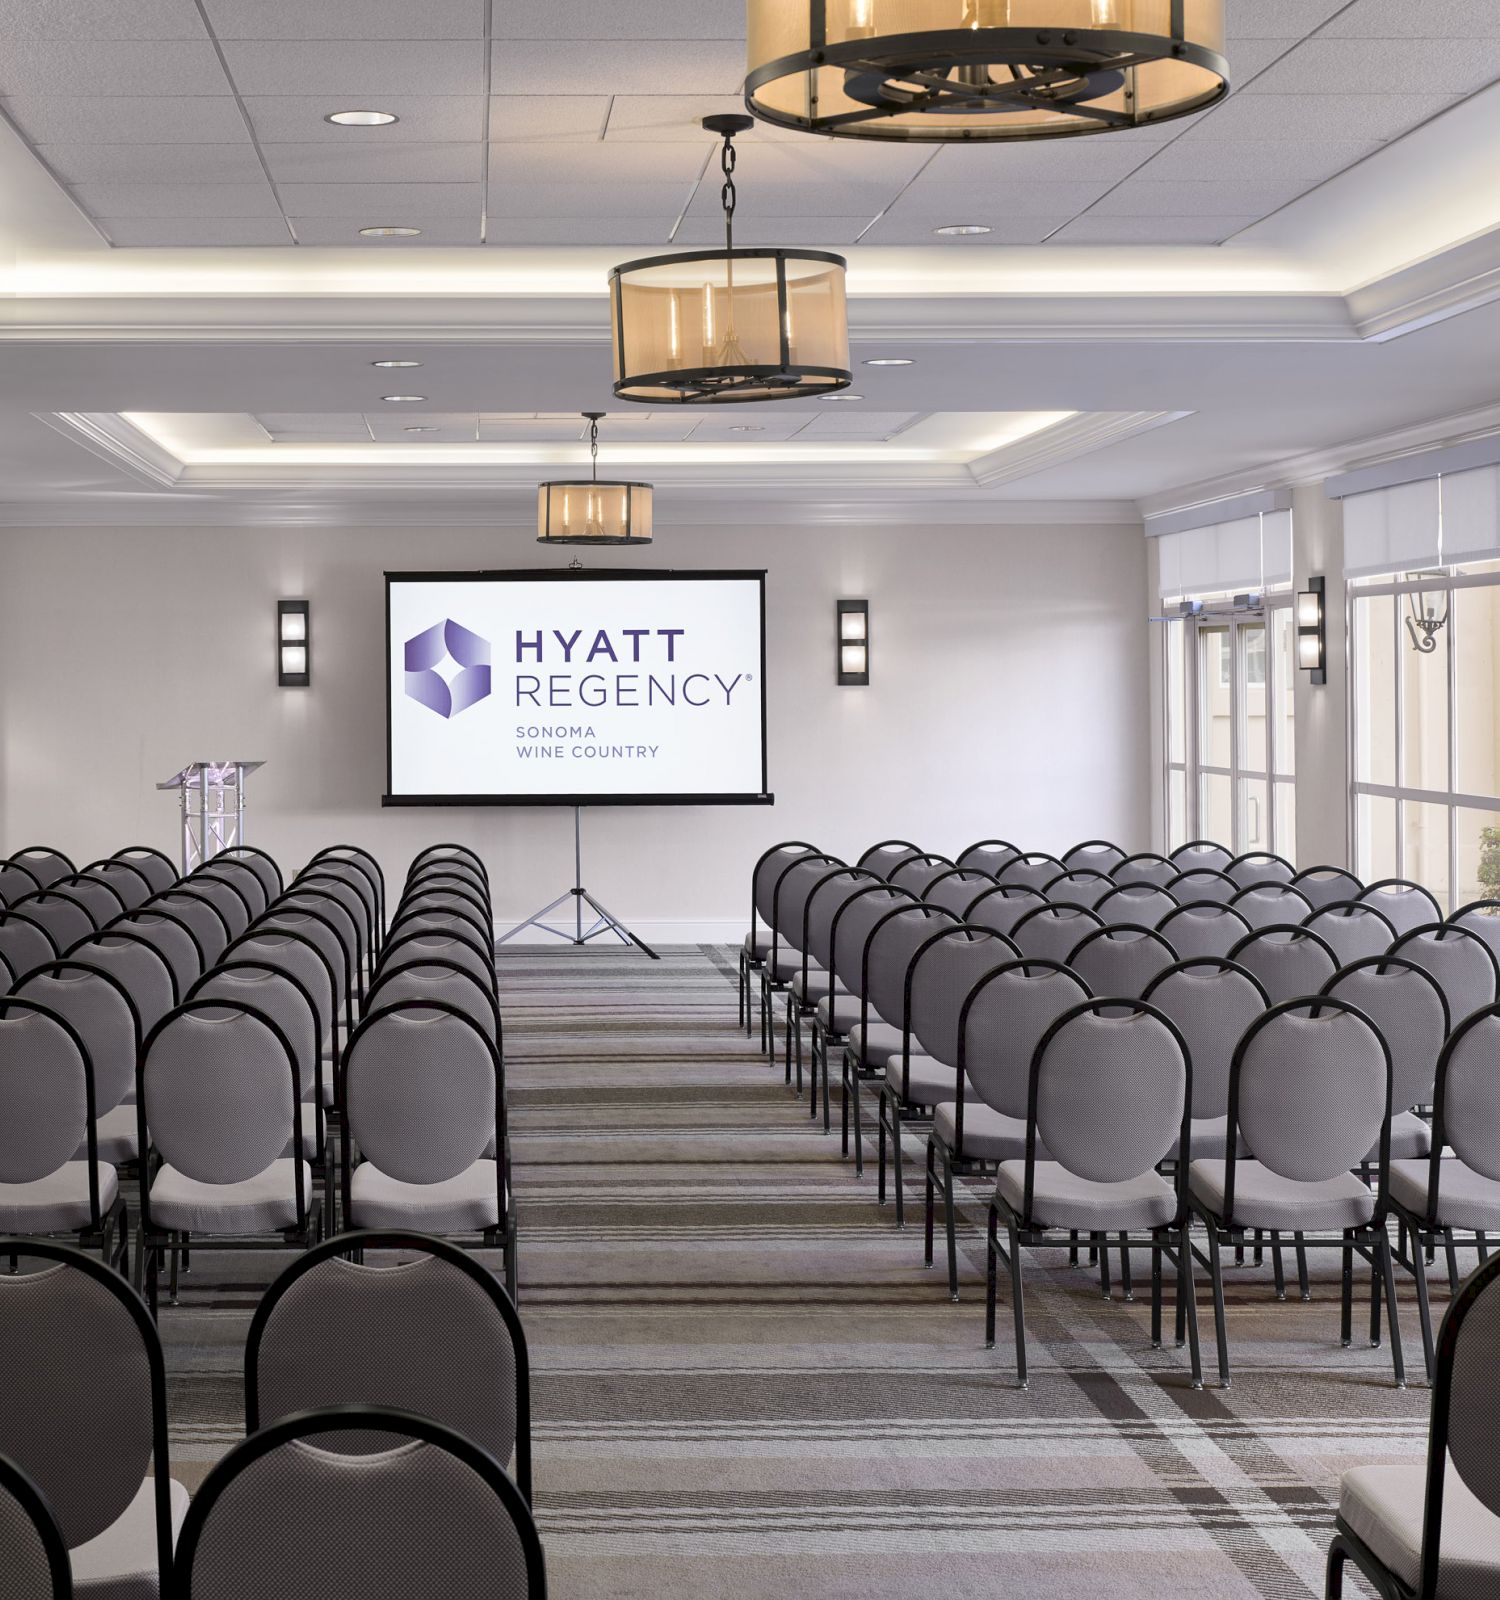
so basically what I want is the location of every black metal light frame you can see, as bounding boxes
[1295,575,1326,686]
[537,411,653,546]
[277,599,310,688]
[837,598,870,686]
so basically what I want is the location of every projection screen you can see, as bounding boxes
[384,569,770,806]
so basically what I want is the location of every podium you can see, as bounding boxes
[157,761,264,873]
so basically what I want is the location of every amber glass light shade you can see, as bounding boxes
[537,481,653,545]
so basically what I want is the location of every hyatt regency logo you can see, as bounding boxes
[404,619,492,719]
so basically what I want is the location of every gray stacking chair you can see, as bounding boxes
[385,902,491,964]
[1226,924,1338,1006]
[257,905,354,1061]
[341,1002,514,1296]
[856,839,923,880]
[137,1000,319,1314]
[305,857,381,959]
[1170,840,1234,873]
[7,848,75,889]
[51,875,128,931]
[104,908,203,997]
[0,999,127,1267]
[400,877,489,923]
[922,867,997,920]
[1165,867,1237,905]
[0,861,43,908]
[1293,865,1363,911]
[174,1407,545,1600]
[407,857,487,901]
[876,925,1018,1228]
[1095,882,1178,929]
[366,963,502,1050]
[16,964,142,1167]
[797,870,880,1114]
[1040,868,1113,912]
[1230,881,1313,930]
[1388,922,1499,1035]
[312,846,385,939]
[1359,878,1443,939]
[1303,900,1397,967]
[0,1450,72,1600]
[741,842,819,1036]
[997,853,1065,894]
[246,1230,532,1503]
[378,928,498,1000]
[277,890,365,1011]
[1113,852,1177,888]
[216,846,282,904]
[1010,902,1103,965]
[226,929,341,1111]
[1226,851,1295,889]
[179,873,253,942]
[963,884,1046,942]
[1061,839,1126,874]
[986,999,1199,1389]
[411,842,488,882]
[0,1240,184,1600]
[956,839,1021,876]
[111,847,178,897]
[1188,997,1404,1389]
[8,892,94,956]
[79,859,154,914]
[291,875,372,1000]
[759,852,842,1068]
[0,948,12,992]
[925,958,1090,1299]
[1321,956,1449,1162]
[822,885,911,1143]
[191,858,268,921]
[1446,898,1500,968]
[0,908,59,982]
[888,853,954,898]
[1156,901,1252,961]
[147,889,229,968]
[1326,1251,1500,1598]
[1067,925,1178,1000]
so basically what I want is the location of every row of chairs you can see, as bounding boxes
[0,1229,544,1599]
[740,837,1500,1392]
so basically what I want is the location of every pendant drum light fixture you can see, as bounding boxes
[745,0,1228,143]
[537,412,653,546]
[609,115,851,404]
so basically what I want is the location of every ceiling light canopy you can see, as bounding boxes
[326,109,398,127]
[609,115,851,405]
[359,225,421,238]
[537,412,654,546]
[372,358,421,369]
[934,223,992,235]
[745,0,1228,142]
[381,394,426,403]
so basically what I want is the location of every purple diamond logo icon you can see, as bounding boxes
[404,618,492,718]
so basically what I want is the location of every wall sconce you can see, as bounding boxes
[837,598,869,686]
[278,600,310,687]
[1405,584,1450,654]
[1295,576,1325,686]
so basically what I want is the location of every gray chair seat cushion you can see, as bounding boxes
[0,1161,119,1232]
[996,1161,1178,1231]
[1372,1110,1432,1163]
[1390,1157,1500,1231]
[769,952,820,984]
[1339,1463,1500,1597]
[1189,1159,1374,1231]
[933,1101,1030,1162]
[815,993,863,1035]
[791,968,846,1005]
[72,1475,190,1600]
[74,1104,140,1165]
[742,931,770,961]
[847,1021,902,1070]
[349,1158,502,1232]
[884,1052,962,1108]
[149,1159,310,1233]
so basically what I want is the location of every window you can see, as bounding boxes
[1351,566,1500,912]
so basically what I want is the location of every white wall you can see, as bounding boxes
[0,518,1150,939]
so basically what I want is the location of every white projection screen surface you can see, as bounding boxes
[385,570,770,806]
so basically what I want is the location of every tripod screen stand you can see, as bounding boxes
[495,805,658,959]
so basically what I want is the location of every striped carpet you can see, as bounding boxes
[159,944,1438,1599]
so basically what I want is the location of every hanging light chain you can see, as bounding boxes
[589,414,599,482]
[719,129,737,254]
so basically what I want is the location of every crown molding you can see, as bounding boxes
[35,411,182,487]
[1347,226,1500,343]
[968,410,1191,488]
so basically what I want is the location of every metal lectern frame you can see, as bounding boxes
[156,761,264,874]
[495,806,658,959]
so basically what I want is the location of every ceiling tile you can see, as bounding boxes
[684,180,899,219]
[485,180,692,217]
[1214,36,1306,85]
[482,218,673,245]
[884,178,1118,219]
[203,0,485,39]
[72,181,282,218]
[1222,0,1347,37]
[219,40,485,97]
[1319,0,1500,37]
[488,96,611,141]
[794,410,917,438]
[920,140,1164,183]
[1047,215,1264,244]
[276,180,483,217]
[288,216,481,245]
[489,1,742,38]
[1130,138,1385,182]
[1246,36,1500,95]
[257,413,373,437]
[260,142,484,184]
[103,217,293,246]
[0,0,208,38]
[39,143,269,184]
[684,417,808,443]
[603,95,802,141]
[673,215,878,246]
[1086,178,1313,217]
[486,141,709,184]
[365,413,479,441]
[0,40,228,95]
[245,96,487,142]
[0,95,250,144]
[491,40,744,96]
[716,139,935,186]
[1182,91,1461,141]
[856,214,1072,245]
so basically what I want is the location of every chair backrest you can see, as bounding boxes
[408,858,485,898]
[411,843,488,882]
[293,878,372,982]
[188,966,320,1103]
[1165,867,1237,905]
[0,1450,72,1600]
[111,846,179,896]
[1094,882,1177,928]
[829,885,909,1000]
[1142,958,1269,1120]
[768,854,843,957]
[277,892,364,993]
[103,908,203,992]
[1112,852,1176,888]
[1010,903,1103,966]
[1433,1005,1500,1186]
[956,839,1020,875]
[7,849,74,889]
[1061,839,1126,873]
[398,880,486,924]
[246,1231,530,1498]
[0,1241,170,1577]
[1291,864,1363,911]
[1041,869,1113,912]
[174,1407,545,1600]
[344,1004,498,1185]
[0,860,42,906]
[804,869,877,974]
[1358,877,1442,938]
[192,858,270,919]
[863,904,956,1030]
[1066,925,1178,1000]
[1170,839,1233,872]
[854,840,922,880]
[0,949,12,992]
[750,842,818,932]
[15,964,140,1118]
[1228,998,1390,1188]
[218,846,283,902]
[996,853,1065,893]
[0,1000,96,1191]
[226,931,339,1058]
[7,894,93,955]
[148,889,230,966]
[1302,900,1396,966]
[1321,956,1449,1116]
[1389,923,1500,1033]
[52,875,127,929]
[1225,925,1338,1007]
[1226,851,1294,889]
[1229,882,1313,929]
[382,907,489,967]
[307,859,381,940]
[365,964,501,1048]
[906,926,1018,1067]
[1445,899,1500,968]
[887,854,953,897]
[962,884,1046,941]
[257,908,351,1018]
[1155,901,1252,961]
[920,868,995,920]
[377,930,497,997]
[180,874,254,941]
[141,1002,303,1198]
[957,959,1090,1120]
[0,911,58,983]
[79,859,154,913]
[1028,1000,1189,1186]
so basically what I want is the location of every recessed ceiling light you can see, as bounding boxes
[863,357,914,367]
[359,225,421,238]
[729,425,764,432]
[403,425,440,433]
[327,110,398,127]
[381,394,426,403]
[372,359,421,369]
[819,392,864,402]
[934,224,991,237]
